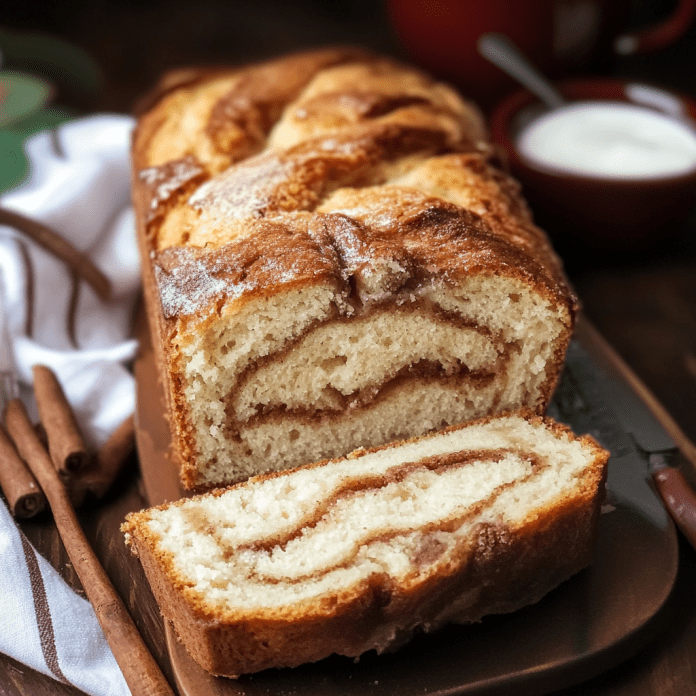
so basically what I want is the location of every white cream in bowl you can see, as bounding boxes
[516,101,696,179]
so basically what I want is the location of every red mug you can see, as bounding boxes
[387,0,696,108]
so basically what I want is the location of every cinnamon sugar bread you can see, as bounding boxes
[131,47,578,490]
[122,413,608,678]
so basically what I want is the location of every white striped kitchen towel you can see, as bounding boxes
[0,500,130,695]
[0,114,139,695]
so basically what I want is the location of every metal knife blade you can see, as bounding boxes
[583,358,675,454]
[552,340,670,530]
[553,337,696,550]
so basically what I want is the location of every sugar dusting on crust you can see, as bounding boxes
[138,50,578,323]
[155,249,233,318]
[188,153,300,221]
[153,217,354,319]
[152,197,570,321]
[139,155,207,222]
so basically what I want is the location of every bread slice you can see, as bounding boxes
[122,413,608,678]
[131,48,578,490]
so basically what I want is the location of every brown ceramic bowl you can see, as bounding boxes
[489,78,696,252]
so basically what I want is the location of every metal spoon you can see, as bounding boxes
[477,33,566,110]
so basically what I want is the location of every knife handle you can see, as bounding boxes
[652,466,696,552]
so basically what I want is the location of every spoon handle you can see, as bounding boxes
[477,33,566,110]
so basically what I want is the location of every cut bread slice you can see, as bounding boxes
[123,412,608,678]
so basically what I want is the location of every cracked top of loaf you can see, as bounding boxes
[131,47,577,332]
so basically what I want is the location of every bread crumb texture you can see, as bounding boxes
[123,414,608,677]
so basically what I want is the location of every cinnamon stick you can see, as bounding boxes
[0,424,46,518]
[4,398,175,696]
[32,364,90,474]
[0,207,111,302]
[71,415,135,505]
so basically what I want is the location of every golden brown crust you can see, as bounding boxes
[132,47,381,171]
[132,48,576,318]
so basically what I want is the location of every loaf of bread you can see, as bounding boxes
[131,47,578,490]
[122,413,608,678]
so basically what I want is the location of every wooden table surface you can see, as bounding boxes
[1,2,696,694]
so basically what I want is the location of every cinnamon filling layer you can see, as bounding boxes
[179,447,544,585]
[234,363,497,425]
[225,305,504,430]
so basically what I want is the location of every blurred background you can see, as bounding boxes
[2,0,696,114]
[1,0,696,438]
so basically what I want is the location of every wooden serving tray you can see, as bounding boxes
[133,316,685,696]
